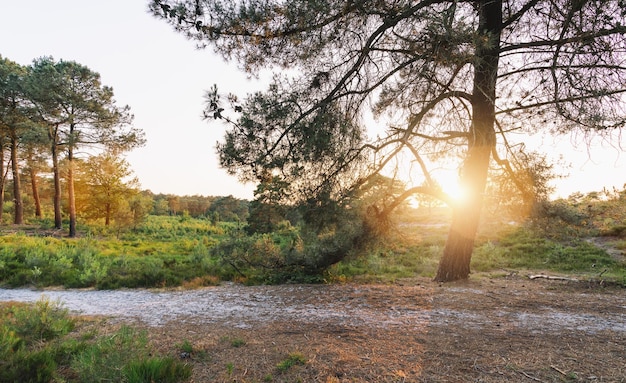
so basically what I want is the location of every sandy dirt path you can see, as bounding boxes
[1,278,625,382]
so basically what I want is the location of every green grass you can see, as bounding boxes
[276,352,307,372]
[327,212,625,285]
[230,337,247,347]
[472,226,623,278]
[124,357,191,383]
[0,217,230,289]
[2,200,626,289]
[0,298,191,383]
[177,339,195,354]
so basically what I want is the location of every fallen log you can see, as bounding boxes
[527,274,579,282]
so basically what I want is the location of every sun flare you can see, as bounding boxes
[437,173,468,204]
[446,184,468,203]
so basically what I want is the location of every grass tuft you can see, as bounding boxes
[276,352,307,372]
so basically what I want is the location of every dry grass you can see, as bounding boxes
[90,276,626,383]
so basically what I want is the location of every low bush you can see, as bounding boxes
[0,299,191,383]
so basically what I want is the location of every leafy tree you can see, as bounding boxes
[26,57,145,237]
[75,152,141,226]
[168,195,180,215]
[25,57,64,230]
[152,193,215,216]
[486,149,561,220]
[152,0,626,281]
[171,194,215,217]
[128,192,155,228]
[153,196,170,215]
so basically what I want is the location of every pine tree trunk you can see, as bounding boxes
[29,167,42,218]
[51,137,63,230]
[68,152,77,238]
[10,134,23,225]
[105,203,111,226]
[435,0,501,282]
[435,146,491,281]
[0,143,5,224]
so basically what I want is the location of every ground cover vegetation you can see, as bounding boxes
[0,297,191,383]
[0,183,625,289]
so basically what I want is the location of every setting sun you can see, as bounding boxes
[439,175,468,203]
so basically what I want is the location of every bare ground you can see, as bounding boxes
[2,276,625,382]
[119,277,626,382]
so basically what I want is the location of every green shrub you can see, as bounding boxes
[0,326,23,356]
[11,297,74,343]
[0,300,191,383]
[1,347,58,383]
[0,298,74,383]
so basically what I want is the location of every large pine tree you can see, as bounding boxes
[151,0,626,281]
[27,57,144,237]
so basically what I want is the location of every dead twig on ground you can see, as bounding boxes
[519,370,546,382]
[528,274,579,282]
[550,365,567,376]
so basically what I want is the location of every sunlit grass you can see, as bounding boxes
[0,217,230,289]
[2,197,626,288]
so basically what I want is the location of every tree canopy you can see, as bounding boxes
[27,56,145,236]
[0,55,145,233]
[151,0,626,281]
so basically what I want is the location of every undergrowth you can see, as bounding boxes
[1,190,626,289]
[0,297,191,383]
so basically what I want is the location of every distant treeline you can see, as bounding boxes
[1,178,249,224]
[148,192,249,221]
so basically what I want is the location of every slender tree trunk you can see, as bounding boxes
[10,133,23,225]
[0,143,5,224]
[29,167,42,218]
[105,203,111,226]
[435,0,501,282]
[24,150,43,218]
[67,147,77,237]
[50,128,63,230]
[0,181,4,224]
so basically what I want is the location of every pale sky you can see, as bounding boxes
[1,0,261,199]
[1,0,625,200]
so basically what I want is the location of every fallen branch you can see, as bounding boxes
[527,274,579,282]
[519,370,546,382]
[550,365,567,376]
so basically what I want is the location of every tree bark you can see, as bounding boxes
[435,0,502,282]
[10,132,23,225]
[68,160,76,237]
[50,127,63,230]
[67,136,77,237]
[105,203,111,226]
[0,142,5,224]
[29,166,42,218]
